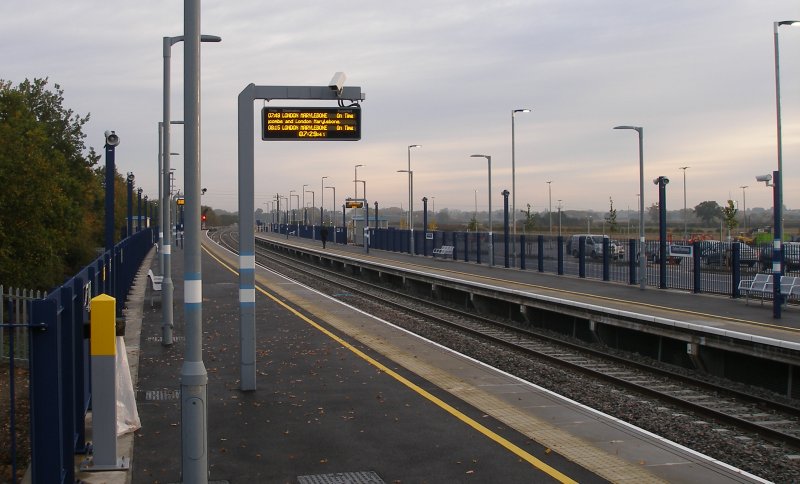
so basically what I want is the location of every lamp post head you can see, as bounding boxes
[408,144,421,150]
[513,108,531,115]
[501,190,510,196]
[614,125,642,134]
[756,174,773,186]
[355,164,364,168]
[470,154,490,159]
[397,169,412,174]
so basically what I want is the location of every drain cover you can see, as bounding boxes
[297,471,385,484]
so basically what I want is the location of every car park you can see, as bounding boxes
[566,234,625,260]
[699,241,759,268]
[758,241,800,272]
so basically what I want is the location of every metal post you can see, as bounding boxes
[162,37,176,346]
[614,126,646,289]
[182,2,208,480]
[773,170,783,319]
[137,188,143,232]
[422,197,428,256]
[655,176,669,289]
[126,173,134,238]
[502,190,510,268]
[679,166,689,240]
[510,109,529,264]
[741,185,748,234]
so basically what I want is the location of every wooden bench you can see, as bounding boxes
[147,269,163,307]
[432,245,454,258]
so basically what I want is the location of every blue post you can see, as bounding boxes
[693,240,701,293]
[602,237,610,281]
[422,197,428,256]
[579,236,586,278]
[502,190,510,268]
[30,297,66,484]
[732,243,741,298]
[537,235,544,272]
[126,173,133,238]
[629,239,637,285]
[557,236,564,275]
[772,170,782,319]
[137,188,143,232]
[656,175,669,289]
[104,137,117,253]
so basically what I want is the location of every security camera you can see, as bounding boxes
[105,130,120,147]
[756,174,773,183]
[328,72,346,93]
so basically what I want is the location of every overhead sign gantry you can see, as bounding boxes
[238,74,364,391]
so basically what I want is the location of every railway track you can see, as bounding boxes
[211,228,800,452]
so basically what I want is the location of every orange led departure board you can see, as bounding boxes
[262,107,361,141]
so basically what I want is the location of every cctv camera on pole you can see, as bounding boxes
[104,130,119,253]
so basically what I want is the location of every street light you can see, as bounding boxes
[546,181,553,237]
[397,170,413,249]
[511,108,531,263]
[557,200,563,238]
[773,20,798,271]
[321,176,328,225]
[161,33,220,353]
[614,125,646,290]
[354,164,364,198]
[302,184,309,224]
[740,185,748,234]
[407,145,421,254]
[470,154,493,266]
[325,185,336,226]
[679,166,690,240]
[305,190,315,225]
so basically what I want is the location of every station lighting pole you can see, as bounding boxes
[511,108,530,264]
[325,185,336,227]
[321,176,328,225]
[740,185,748,234]
[614,126,646,290]
[407,145,420,254]
[546,180,553,237]
[470,154,493,266]
[162,31,221,348]
[679,166,689,240]
[773,20,798,272]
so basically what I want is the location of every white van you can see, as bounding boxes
[566,234,625,260]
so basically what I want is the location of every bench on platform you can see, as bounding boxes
[432,245,454,258]
[738,273,799,307]
[147,269,163,307]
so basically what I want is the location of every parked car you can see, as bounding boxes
[699,241,759,268]
[758,241,800,271]
[637,240,682,265]
[566,234,625,260]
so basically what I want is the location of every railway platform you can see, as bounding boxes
[74,232,770,483]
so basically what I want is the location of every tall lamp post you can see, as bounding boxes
[354,164,364,198]
[305,190,315,226]
[397,170,413,252]
[511,108,530,263]
[162,32,220,350]
[407,145,421,254]
[679,166,689,240]
[321,176,328,225]
[546,180,553,237]
[470,154,493,266]
[773,20,798,271]
[740,185,748,234]
[325,185,336,228]
[614,125,646,290]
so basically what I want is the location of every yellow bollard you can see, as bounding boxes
[82,294,128,471]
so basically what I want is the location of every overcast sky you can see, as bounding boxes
[2,1,799,218]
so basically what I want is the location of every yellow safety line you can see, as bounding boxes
[202,245,578,483]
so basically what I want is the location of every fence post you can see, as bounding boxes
[30,297,66,483]
[579,236,586,278]
[557,236,564,275]
[693,241,702,293]
[629,239,637,285]
[602,238,610,281]
[537,235,544,273]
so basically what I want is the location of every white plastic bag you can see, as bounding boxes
[115,337,141,435]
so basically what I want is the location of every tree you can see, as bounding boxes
[647,203,659,224]
[721,199,738,238]
[605,197,618,233]
[520,204,536,234]
[0,78,102,289]
[694,200,723,226]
